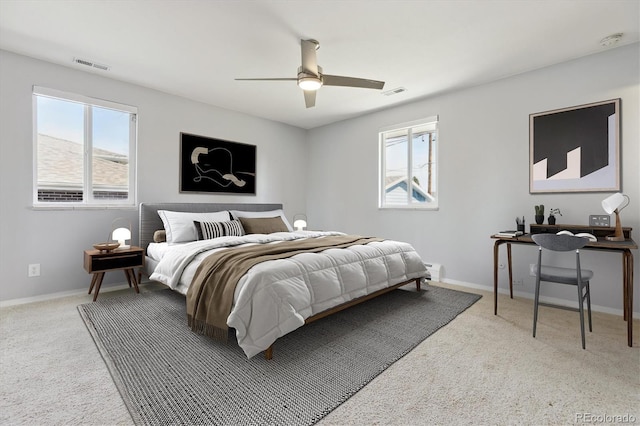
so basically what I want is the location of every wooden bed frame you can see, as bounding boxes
[264,277,422,360]
[139,202,428,360]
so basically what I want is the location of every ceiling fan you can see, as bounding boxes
[235,39,385,108]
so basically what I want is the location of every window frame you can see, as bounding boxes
[378,116,439,210]
[32,86,138,209]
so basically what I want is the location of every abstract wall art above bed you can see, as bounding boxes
[180,133,256,194]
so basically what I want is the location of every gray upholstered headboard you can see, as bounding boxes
[139,202,283,251]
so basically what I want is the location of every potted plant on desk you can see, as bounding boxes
[534,204,545,224]
[548,208,562,225]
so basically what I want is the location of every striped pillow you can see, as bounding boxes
[194,220,245,240]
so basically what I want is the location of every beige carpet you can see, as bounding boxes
[1,282,638,425]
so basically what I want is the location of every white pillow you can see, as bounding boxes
[229,209,293,232]
[158,210,231,243]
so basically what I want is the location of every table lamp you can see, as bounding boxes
[293,214,307,231]
[601,192,629,241]
[111,218,132,249]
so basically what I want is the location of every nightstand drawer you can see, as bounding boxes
[91,253,142,272]
[84,247,144,273]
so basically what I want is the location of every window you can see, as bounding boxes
[379,116,438,209]
[33,87,137,207]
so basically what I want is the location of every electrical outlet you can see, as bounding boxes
[28,263,40,277]
[589,215,610,227]
[514,278,524,286]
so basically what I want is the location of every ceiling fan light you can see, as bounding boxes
[298,77,322,91]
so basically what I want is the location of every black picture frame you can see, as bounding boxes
[180,133,256,194]
[529,99,620,193]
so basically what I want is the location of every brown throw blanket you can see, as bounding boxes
[186,235,383,340]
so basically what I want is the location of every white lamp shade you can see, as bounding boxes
[112,227,131,246]
[602,192,626,214]
[293,219,307,231]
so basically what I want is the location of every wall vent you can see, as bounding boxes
[424,262,442,281]
[73,57,110,71]
[382,87,407,96]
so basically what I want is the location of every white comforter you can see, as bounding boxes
[150,231,427,358]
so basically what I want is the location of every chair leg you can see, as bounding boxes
[585,281,592,332]
[533,277,541,338]
[577,280,586,349]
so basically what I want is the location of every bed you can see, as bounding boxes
[139,202,429,359]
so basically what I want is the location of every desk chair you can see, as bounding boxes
[531,234,594,349]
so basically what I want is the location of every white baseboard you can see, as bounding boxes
[440,278,639,318]
[0,281,147,308]
[3,277,638,320]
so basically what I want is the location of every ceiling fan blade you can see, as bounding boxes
[235,78,297,81]
[323,75,385,90]
[301,39,319,76]
[303,90,316,108]
[237,39,382,108]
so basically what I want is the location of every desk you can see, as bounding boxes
[491,233,637,347]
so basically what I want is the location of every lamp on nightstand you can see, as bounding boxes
[601,192,630,241]
[293,214,307,231]
[111,218,132,249]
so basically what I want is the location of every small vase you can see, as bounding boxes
[548,215,556,225]
[535,215,544,225]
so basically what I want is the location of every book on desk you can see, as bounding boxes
[495,230,524,238]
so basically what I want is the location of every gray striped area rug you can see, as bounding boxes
[78,285,481,425]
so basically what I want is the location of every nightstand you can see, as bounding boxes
[83,246,145,301]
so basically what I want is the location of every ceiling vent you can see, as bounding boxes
[599,33,623,47]
[73,57,110,71]
[382,87,407,96]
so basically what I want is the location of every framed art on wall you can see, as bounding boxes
[529,98,620,193]
[180,133,256,194]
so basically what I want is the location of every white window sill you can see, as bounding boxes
[31,204,137,211]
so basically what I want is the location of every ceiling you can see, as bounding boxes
[1,1,638,130]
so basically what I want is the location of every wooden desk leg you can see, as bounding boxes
[493,240,501,315]
[622,253,628,321]
[507,243,513,299]
[624,250,634,347]
[93,272,105,302]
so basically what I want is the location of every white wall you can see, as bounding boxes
[2,44,638,312]
[306,43,639,314]
[0,50,308,302]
